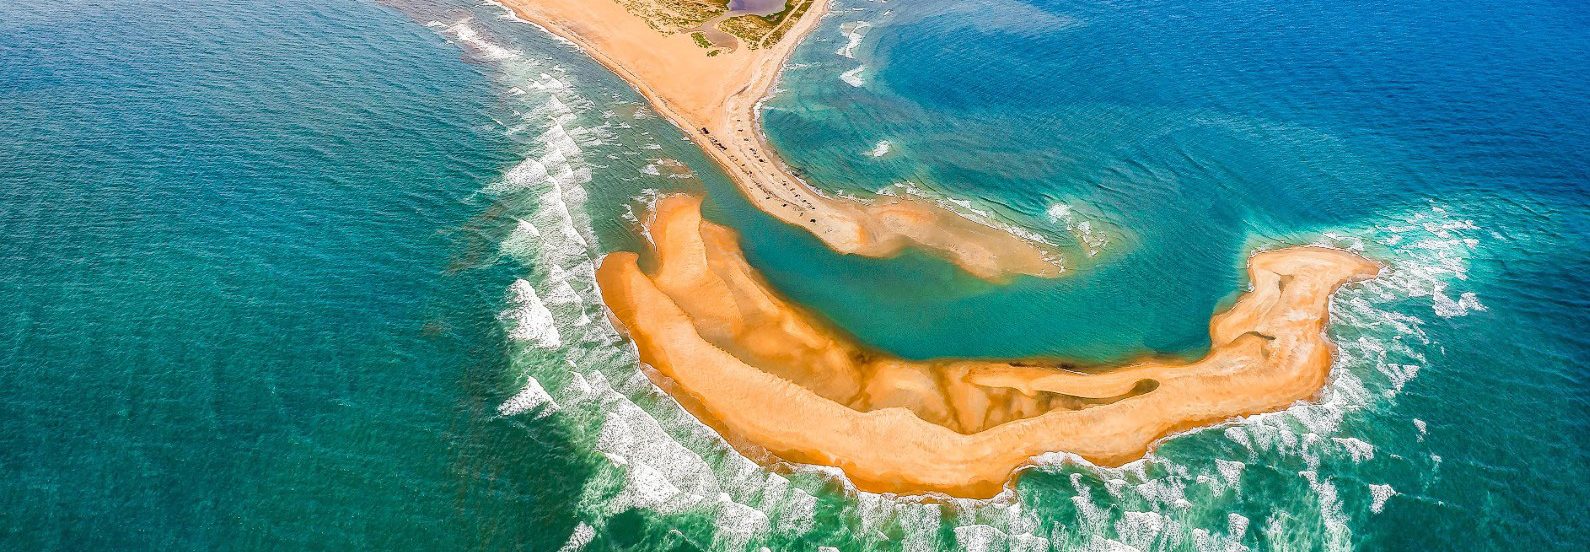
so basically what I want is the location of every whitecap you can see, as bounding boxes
[1332,437,1375,463]
[437,19,522,61]
[954,524,1007,552]
[499,375,559,417]
[1046,202,1110,257]
[840,65,867,87]
[836,21,873,59]
[1368,484,1396,514]
[503,279,561,349]
[555,522,594,552]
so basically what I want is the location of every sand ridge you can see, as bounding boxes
[597,196,1382,498]
[498,0,1062,281]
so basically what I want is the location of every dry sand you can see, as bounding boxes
[502,0,1382,498]
[597,196,1381,498]
[498,0,1061,280]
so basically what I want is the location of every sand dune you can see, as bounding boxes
[597,196,1381,497]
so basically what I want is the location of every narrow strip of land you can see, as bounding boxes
[499,0,1062,280]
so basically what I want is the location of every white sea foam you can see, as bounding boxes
[1047,202,1110,257]
[503,279,561,348]
[836,21,873,58]
[1008,202,1486,549]
[1432,282,1486,317]
[840,65,867,87]
[1227,513,1250,544]
[1368,484,1396,514]
[955,524,1007,552]
[555,522,594,552]
[434,19,522,61]
[1301,470,1351,548]
[458,5,1489,547]
[1332,437,1375,463]
[867,139,892,158]
[499,375,559,417]
[1215,459,1245,487]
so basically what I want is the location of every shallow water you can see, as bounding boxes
[1,0,1585,550]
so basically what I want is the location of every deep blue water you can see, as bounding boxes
[742,0,1590,548]
[751,0,1589,361]
[1,0,1586,549]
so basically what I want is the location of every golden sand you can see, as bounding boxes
[498,0,1061,280]
[501,0,1382,498]
[597,196,1381,498]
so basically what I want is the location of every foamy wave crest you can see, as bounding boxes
[840,65,867,87]
[1368,484,1396,514]
[557,368,823,551]
[503,279,561,349]
[430,19,522,61]
[867,139,892,158]
[453,5,1476,547]
[1046,202,1110,257]
[555,522,594,552]
[447,12,848,549]
[963,202,1488,550]
[498,373,558,417]
[836,21,873,59]
[439,14,615,429]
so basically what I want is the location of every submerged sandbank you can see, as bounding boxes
[597,196,1380,497]
[498,0,1061,280]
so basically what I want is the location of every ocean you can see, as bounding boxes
[1,0,1585,550]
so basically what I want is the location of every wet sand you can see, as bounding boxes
[498,0,1061,280]
[597,196,1381,498]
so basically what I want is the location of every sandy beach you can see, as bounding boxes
[598,196,1381,497]
[505,0,1383,498]
[498,0,1061,280]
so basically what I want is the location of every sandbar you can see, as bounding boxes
[498,0,1061,280]
[597,195,1381,498]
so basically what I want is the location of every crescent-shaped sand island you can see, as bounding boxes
[505,0,1383,498]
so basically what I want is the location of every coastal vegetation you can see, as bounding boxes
[613,0,724,34]
[616,0,814,50]
[721,0,814,49]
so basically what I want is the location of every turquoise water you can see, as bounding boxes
[2,0,1586,550]
[0,0,589,547]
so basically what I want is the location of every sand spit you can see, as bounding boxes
[498,0,1060,280]
[597,196,1381,498]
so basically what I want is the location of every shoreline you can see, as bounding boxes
[597,195,1382,498]
[498,0,1381,498]
[495,0,1063,281]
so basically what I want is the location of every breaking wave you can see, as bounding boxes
[867,139,892,158]
[440,5,1485,549]
[1046,202,1111,257]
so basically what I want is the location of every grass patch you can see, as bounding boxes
[690,32,712,48]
